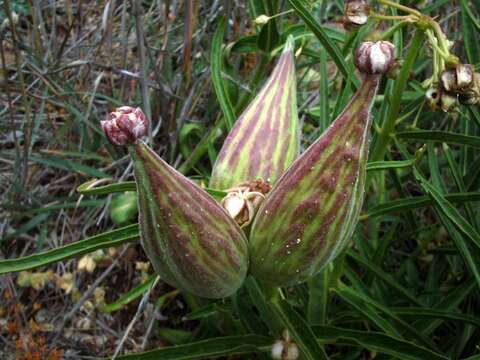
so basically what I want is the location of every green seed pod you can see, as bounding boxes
[249,41,394,286]
[102,107,248,298]
[210,36,300,190]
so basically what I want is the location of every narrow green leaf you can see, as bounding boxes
[0,224,139,274]
[369,30,425,163]
[77,180,136,195]
[347,251,423,306]
[333,287,402,338]
[397,130,480,148]
[366,159,416,172]
[312,326,448,360]
[413,168,480,287]
[1,213,50,242]
[363,192,480,219]
[334,285,438,351]
[211,17,236,130]
[272,299,329,360]
[460,0,480,64]
[413,169,480,251]
[29,155,108,178]
[257,18,280,53]
[76,180,226,199]
[287,0,357,87]
[414,279,476,335]
[99,274,158,313]
[245,277,283,336]
[318,46,329,130]
[392,307,480,327]
[111,335,272,360]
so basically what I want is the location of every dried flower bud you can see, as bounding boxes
[385,59,403,79]
[343,0,369,30]
[101,106,148,146]
[271,330,299,360]
[254,14,271,25]
[425,85,441,110]
[440,92,458,112]
[459,90,480,105]
[355,41,395,74]
[221,179,271,227]
[78,254,97,273]
[440,64,475,93]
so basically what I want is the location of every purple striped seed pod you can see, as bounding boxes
[209,35,300,190]
[102,108,249,298]
[248,42,394,287]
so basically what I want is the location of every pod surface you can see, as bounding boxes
[210,38,300,189]
[132,141,249,298]
[249,75,380,286]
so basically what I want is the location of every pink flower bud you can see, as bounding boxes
[101,106,148,146]
[354,41,395,75]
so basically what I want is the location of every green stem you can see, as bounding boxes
[378,0,422,17]
[369,30,425,165]
[378,20,409,40]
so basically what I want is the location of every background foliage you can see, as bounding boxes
[1,0,480,359]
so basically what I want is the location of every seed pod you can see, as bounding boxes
[249,42,391,286]
[210,36,300,190]
[102,108,248,298]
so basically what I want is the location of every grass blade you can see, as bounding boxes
[312,326,448,360]
[0,224,139,274]
[397,130,480,148]
[272,299,329,360]
[111,334,272,360]
[287,0,357,87]
[211,17,236,130]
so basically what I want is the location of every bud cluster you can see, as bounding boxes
[427,64,480,112]
[101,106,148,146]
[354,41,395,75]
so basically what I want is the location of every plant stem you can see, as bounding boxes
[378,20,409,40]
[371,13,412,21]
[377,0,422,17]
[368,30,425,175]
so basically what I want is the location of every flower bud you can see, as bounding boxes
[254,14,271,25]
[343,0,369,30]
[425,85,441,110]
[459,90,480,105]
[271,330,299,360]
[440,92,458,112]
[440,64,475,93]
[354,41,395,75]
[101,106,148,146]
